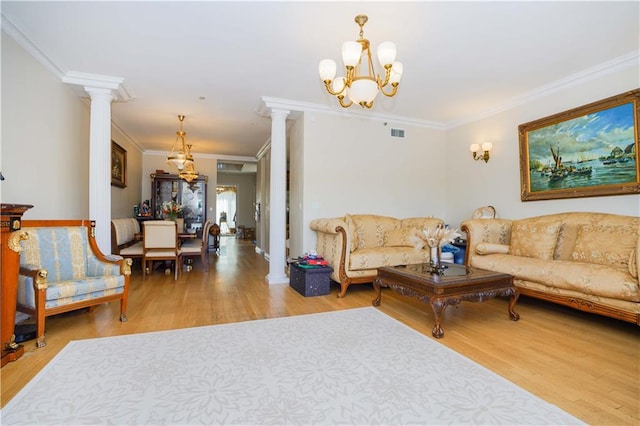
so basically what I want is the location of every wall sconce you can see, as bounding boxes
[470,142,492,163]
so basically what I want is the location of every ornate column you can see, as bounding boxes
[63,72,131,253]
[265,108,290,284]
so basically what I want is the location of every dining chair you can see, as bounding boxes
[179,219,214,272]
[143,220,180,280]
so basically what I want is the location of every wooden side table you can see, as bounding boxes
[1,203,33,367]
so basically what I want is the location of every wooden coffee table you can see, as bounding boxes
[373,263,519,338]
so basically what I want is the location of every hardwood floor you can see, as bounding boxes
[2,236,639,424]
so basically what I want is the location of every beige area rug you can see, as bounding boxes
[1,308,583,425]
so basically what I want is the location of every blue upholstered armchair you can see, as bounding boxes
[17,220,132,348]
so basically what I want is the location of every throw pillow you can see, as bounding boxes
[509,220,561,260]
[349,214,400,250]
[384,228,420,247]
[475,243,510,255]
[571,224,637,270]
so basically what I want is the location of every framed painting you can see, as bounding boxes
[111,141,127,188]
[518,89,640,201]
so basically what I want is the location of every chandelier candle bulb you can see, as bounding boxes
[376,41,397,66]
[319,59,337,81]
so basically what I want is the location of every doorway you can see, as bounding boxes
[216,185,237,234]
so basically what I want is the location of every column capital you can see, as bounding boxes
[62,71,133,102]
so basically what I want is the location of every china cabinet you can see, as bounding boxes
[150,174,207,235]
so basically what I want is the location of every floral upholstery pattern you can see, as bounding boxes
[310,214,444,297]
[383,227,420,247]
[508,219,561,260]
[571,224,637,270]
[462,212,640,323]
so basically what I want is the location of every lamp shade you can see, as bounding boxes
[469,144,480,153]
[348,77,379,105]
[377,41,397,66]
[482,142,493,151]
[319,59,337,81]
[167,154,186,170]
[342,41,362,67]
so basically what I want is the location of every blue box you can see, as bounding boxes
[289,264,332,297]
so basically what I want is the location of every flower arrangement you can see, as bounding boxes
[410,224,462,270]
[162,200,183,221]
[410,224,462,250]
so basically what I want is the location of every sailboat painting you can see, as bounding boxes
[518,89,640,201]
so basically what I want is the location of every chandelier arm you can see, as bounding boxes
[380,83,399,98]
[323,80,345,96]
[361,101,374,109]
[337,96,353,108]
[377,65,392,88]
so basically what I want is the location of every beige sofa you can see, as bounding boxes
[310,214,444,297]
[461,212,639,325]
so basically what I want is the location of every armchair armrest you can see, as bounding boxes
[309,218,346,235]
[19,264,48,290]
[310,217,351,283]
[461,219,513,265]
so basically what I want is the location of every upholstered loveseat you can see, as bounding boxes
[310,214,444,297]
[461,212,639,325]
[18,220,132,347]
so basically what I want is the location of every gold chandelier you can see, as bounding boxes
[166,115,194,171]
[318,14,403,109]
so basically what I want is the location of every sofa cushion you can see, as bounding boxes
[571,224,637,270]
[349,247,430,271]
[470,254,640,302]
[383,228,419,247]
[347,214,400,251]
[509,219,561,260]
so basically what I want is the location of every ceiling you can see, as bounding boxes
[2,1,638,161]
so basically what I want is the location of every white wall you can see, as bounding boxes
[298,112,447,254]
[110,125,143,218]
[1,33,90,219]
[445,64,640,230]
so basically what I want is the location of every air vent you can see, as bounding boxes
[391,128,405,138]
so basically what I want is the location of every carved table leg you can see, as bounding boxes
[508,289,520,321]
[430,300,447,339]
[372,280,382,307]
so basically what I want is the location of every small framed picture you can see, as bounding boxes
[111,141,127,188]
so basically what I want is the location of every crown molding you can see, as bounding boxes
[62,71,134,102]
[445,51,639,129]
[1,13,65,78]
[257,97,448,131]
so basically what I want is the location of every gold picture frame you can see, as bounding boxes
[111,141,127,188]
[518,89,639,201]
